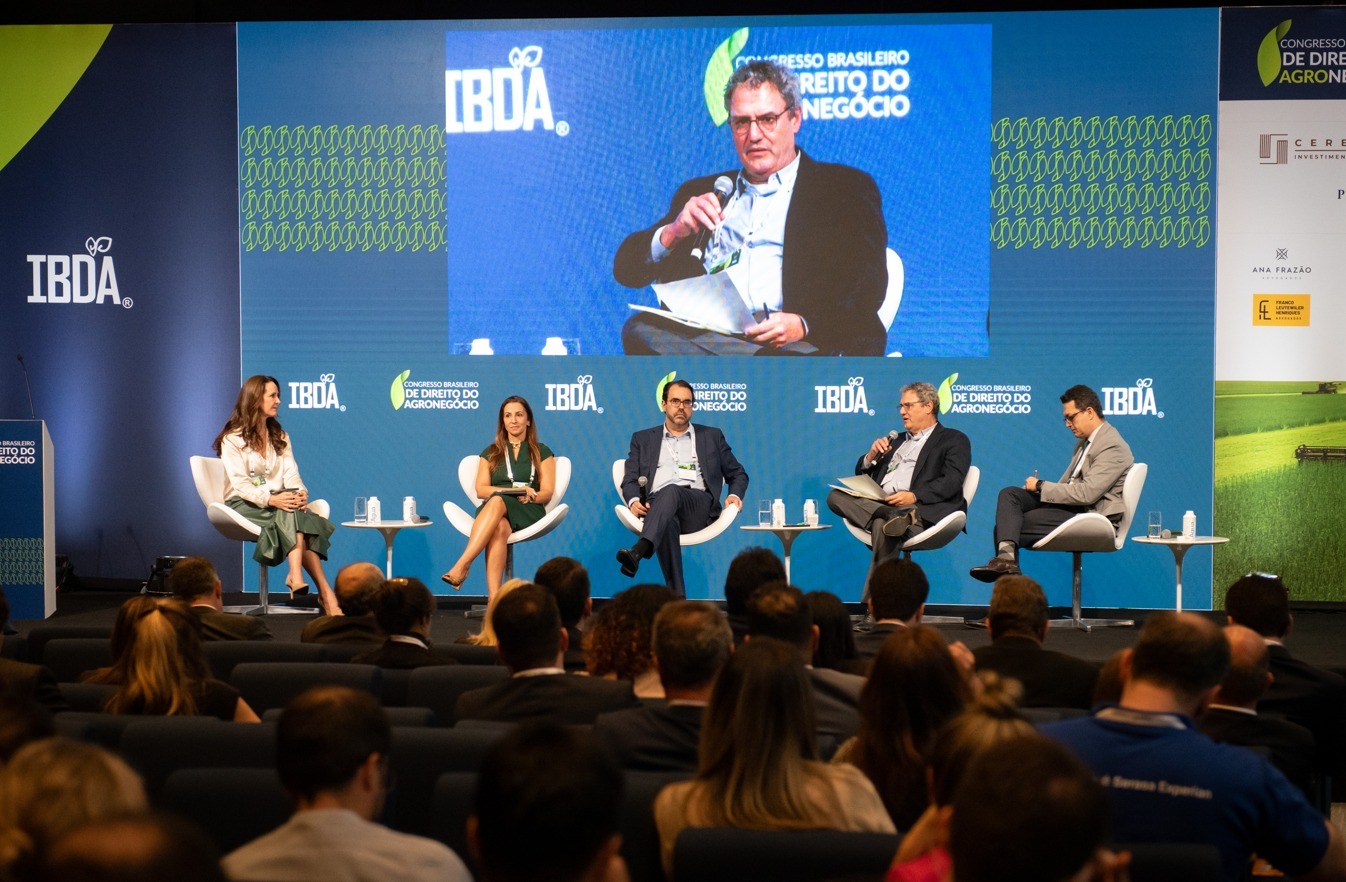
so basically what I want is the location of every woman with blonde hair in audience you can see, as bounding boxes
[82,596,259,722]
[0,737,148,882]
[653,638,894,876]
[459,577,526,647]
[832,625,974,830]
[585,583,676,699]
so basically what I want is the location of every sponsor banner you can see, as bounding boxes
[1221,7,1346,100]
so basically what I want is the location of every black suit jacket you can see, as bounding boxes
[853,622,904,660]
[810,667,863,741]
[613,151,888,356]
[351,639,461,669]
[190,605,272,642]
[456,673,639,726]
[855,423,971,528]
[1260,643,1346,777]
[594,702,704,772]
[972,635,1100,710]
[300,613,384,645]
[1199,706,1317,800]
[0,657,69,713]
[622,424,748,521]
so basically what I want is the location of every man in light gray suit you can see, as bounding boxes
[971,384,1133,582]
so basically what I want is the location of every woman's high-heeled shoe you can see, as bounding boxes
[441,572,464,590]
[287,583,311,600]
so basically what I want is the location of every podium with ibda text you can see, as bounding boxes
[0,421,55,619]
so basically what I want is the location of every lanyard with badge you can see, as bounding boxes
[669,428,699,481]
[504,446,534,489]
[247,443,277,487]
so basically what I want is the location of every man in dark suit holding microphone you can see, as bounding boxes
[617,378,748,597]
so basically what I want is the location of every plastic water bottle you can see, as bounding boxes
[403,496,417,522]
[771,498,786,528]
[803,499,818,526]
[1183,510,1196,539]
[367,496,381,524]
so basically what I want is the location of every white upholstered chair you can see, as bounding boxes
[610,460,740,547]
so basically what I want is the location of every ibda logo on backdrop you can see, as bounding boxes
[289,374,344,411]
[545,375,602,412]
[814,377,873,415]
[389,370,480,411]
[1101,378,1163,418]
[26,236,128,307]
[445,45,567,136]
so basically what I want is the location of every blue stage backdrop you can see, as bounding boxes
[237,9,1218,609]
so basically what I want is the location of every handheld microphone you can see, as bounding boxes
[638,475,649,505]
[16,354,35,419]
[689,176,735,261]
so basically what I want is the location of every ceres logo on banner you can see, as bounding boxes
[26,236,128,307]
[390,370,480,411]
[814,378,873,415]
[289,374,344,411]
[1102,378,1163,418]
[446,45,566,136]
[545,375,602,412]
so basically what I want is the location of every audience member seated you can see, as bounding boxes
[1093,650,1125,705]
[885,676,1035,882]
[167,556,272,642]
[1200,624,1316,801]
[972,575,1099,709]
[0,737,148,882]
[531,557,591,672]
[0,588,67,714]
[746,581,864,743]
[853,559,929,660]
[42,812,228,882]
[833,625,972,830]
[301,562,384,645]
[1043,611,1346,882]
[455,585,639,726]
[653,638,894,877]
[595,600,731,772]
[723,547,785,643]
[1225,571,1346,781]
[806,590,864,675]
[584,583,676,699]
[458,578,526,648]
[351,578,460,669]
[470,723,625,882]
[948,736,1125,882]
[222,686,470,882]
[0,693,54,764]
[82,597,260,722]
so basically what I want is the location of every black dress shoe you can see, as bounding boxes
[616,547,641,577]
[881,511,920,537]
[969,556,1021,583]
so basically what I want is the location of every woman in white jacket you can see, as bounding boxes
[213,375,338,614]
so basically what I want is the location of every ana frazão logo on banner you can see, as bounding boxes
[1102,378,1163,418]
[390,370,480,411]
[445,45,566,136]
[26,236,128,307]
[814,377,873,415]
[545,375,602,412]
[289,374,344,411]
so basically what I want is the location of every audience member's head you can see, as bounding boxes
[0,738,148,881]
[332,562,386,617]
[1094,649,1126,705]
[987,574,1049,640]
[471,723,624,882]
[532,557,591,633]
[92,597,214,717]
[492,584,563,672]
[1126,612,1230,711]
[464,577,527,648]
[367,577,435,639]
[950,735,1112,882]
[805,591,858,671]
[723,547,785,618]
[868,559,928,624]
[584,583,676,682]
[927,674,1033,807]
[276,686,391,817]
[1215,624,1273,708]
[745,582,814,661]
[165,557,220,608]
[41,813,227,882]
[0,693,54,765]
[1225,572,1292,639]
[651,600,732,697]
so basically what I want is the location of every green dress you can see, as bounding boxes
[477,442,554,531]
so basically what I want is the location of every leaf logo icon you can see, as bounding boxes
[1258,20,1292,87]
[937,372,959,416]
[85,236,112,256]
[703,28,750,127]
[390,369,410,410]
[655,371,677,411]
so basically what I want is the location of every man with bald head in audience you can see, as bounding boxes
[301,562,384,645]
[168,557,272,641]
[1043,611,1346,882]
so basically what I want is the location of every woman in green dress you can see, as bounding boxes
[442,395,555,598]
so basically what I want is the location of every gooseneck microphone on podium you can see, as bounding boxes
[689,176,735,261]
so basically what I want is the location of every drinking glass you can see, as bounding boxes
[1147,511,1162,538]
[758,500,772,527]
[354,497,368,524]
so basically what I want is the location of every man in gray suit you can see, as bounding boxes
[168,556,272,641]
[971,384,1133,582]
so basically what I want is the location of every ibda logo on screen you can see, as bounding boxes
[814,377,873,415]
[445,45,567,136]
[26,237,129,307]
[1101,378,1163,418]
[289,374,344,411]
[545,376,603,412]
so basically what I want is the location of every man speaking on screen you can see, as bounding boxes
[613,60,889,356]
